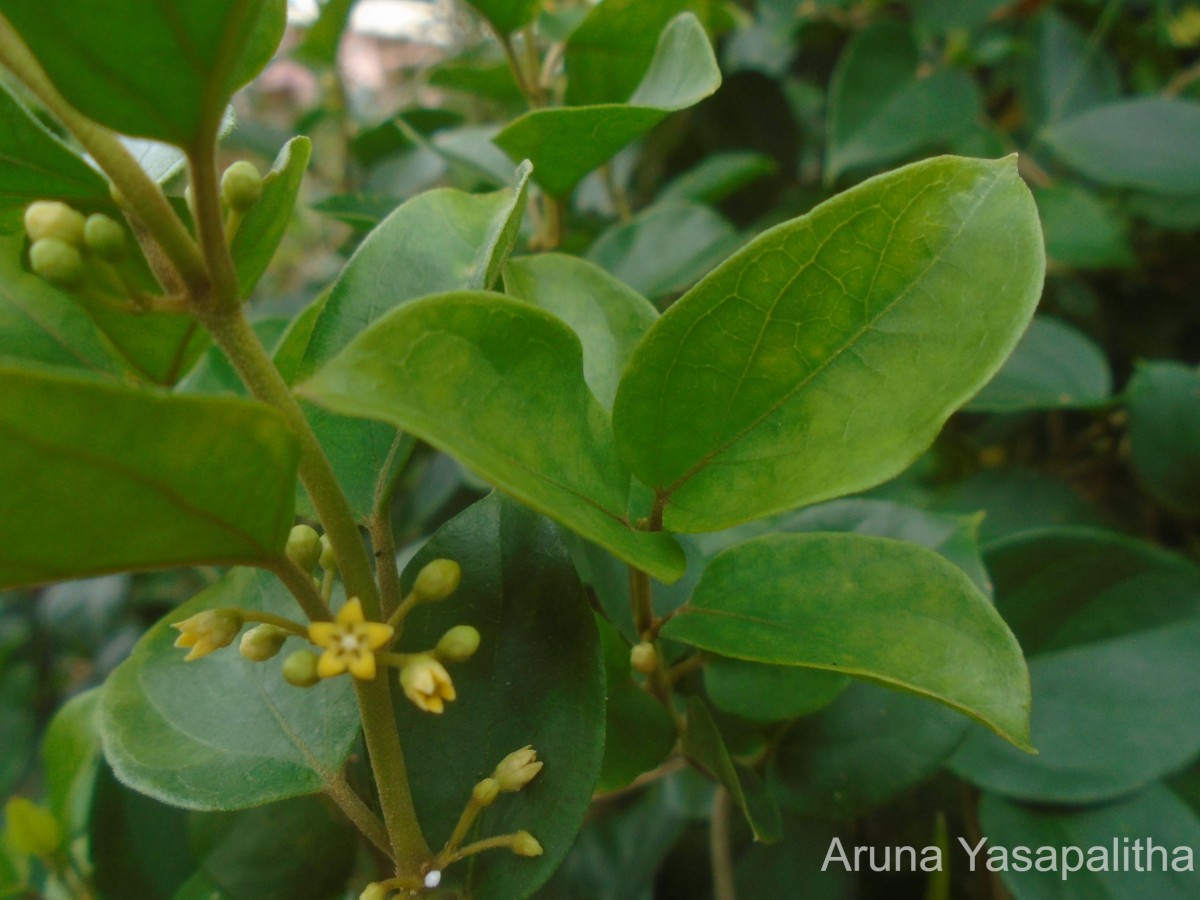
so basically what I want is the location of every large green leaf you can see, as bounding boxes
[300,292,685,581]
[1023,10,1120,129]
[0,81,111,206]
[293,164,530,519]
[825,23,979,179]
[662,533,1033,750]
[462,0,538,35]
[1127,362,1200,518]
[1042,99,1200,196]
[98,568,359,810]
[231,136,311,297]
[503,253,658,409]
[0,366,298,589]
[0,0,286,146]
[495,13,720,197]
[393,494,604,900]
[612,155,1044,533]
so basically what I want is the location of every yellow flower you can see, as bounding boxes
[173,608,243,661]
[493,745,543,792]
[308,598,393,681]
[399,654,456,713]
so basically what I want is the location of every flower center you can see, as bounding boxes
[340,633,361,653]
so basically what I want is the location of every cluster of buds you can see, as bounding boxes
[23,200,131,293]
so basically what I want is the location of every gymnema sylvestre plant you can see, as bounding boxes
[0,1,1056,898]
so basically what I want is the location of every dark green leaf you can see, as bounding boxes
[310,193,397,231]
[0,367,298,589]
[658,151,777,205]
[613,156,1044,533]
[1128,362,1200,518]
[99,568,359,809]
[1035,184,1134,269]
[663,533,1033,749]
[705,657,848,723]
[1023,10,1120,128]
[394,494,605,900]
[0,660,34,796]
[231,136,311,297]
[427,59,523,105]
[735,814,856,899]
[463,0,538,36]
[912,0,1008,30]
[0,0,287,146]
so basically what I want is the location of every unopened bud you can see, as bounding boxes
[319,534,337,573]
[4,797,60,858]
[220,160,263,212]
[29,238,86,290]
[358,884,388,900]
[24,201,85,245]
[472,777,500,807]
[493,745,542,793]
[239,624,289,662]
[172,608,243,660]
[282,649,321,687]
[511,831,543,858]
[630,642,657,675]
[83,214,128,262]
[436,625,480,662]
[286,524,322,573]
[412,558,461,603]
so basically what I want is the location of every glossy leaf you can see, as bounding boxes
[0,367,298,589]
[293,163,530,519]
[1042,99,1200,195]
[0,0,286,146]
[662,533,1033,749]
[966,316,1112,412]
[613,155,1044,533]
[0,81,110,206]
[658,151,777,205]
[495,13,720,196]
[99,568,359,810]
[825,23,979,179]
[1127,362,1200,518]
[503,253,658,409]
[301,292,685,581]
[231,136,311,296]
[462,0,538,35]
[393,494,604,900]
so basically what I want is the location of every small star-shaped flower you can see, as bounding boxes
[308,598,393,680]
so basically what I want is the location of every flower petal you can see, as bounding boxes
[308,622,339,646]
[337,598,365,625]
[360,622,394,649]
[317,650,347,678]
[349,652,377,680]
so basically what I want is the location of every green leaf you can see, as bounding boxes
[495,13,721,196]
[293,163,531,519]
[613,155,1044,533]
[41,689,101,836]
[585,200,741,298]
[662,533,1033,750]
[301,292,685,581]
[98,568,359,810]
[231,136,311,297]
[1042,99,1200,196]
[0,367,298,589]
[966,316,1112,412]
[979,787,1200,898]
[462,0,539,36]
[293,0,354,67]
[393,494,605,900]
[769,683,970,818]
[0,81,111,206]
[1023,10,1120,129]
[0,0,286,146]
[683,697,782,842]
[658,151,777,205]
[1034,184,1134,269]
[1128,362,1200,518]
[912,0,1008,30]
[735,815,856,900]
[705,657,848,723]
[825,23,979,179]
[504,253,658,409]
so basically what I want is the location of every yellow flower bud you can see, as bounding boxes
[399,654,456,713]
[412,558,461,603]
[24,200,85,245]
[319,534,338,573]
[220,160,263,212]
[472,777,500,808]
[282,649,321,687]
[172,608,243,661]
[511,830,543,858]
[493,745,542,793]
[4,797,61,858]
[286,524,322,573]
[83,214,128,262]
[630,641,657,675]
[436,625,480,662]
[29,238,86,291]
[239,624,289,662]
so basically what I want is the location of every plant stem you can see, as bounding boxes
[186,141,242,312]
[441,833,524,865]
[710,786,736,900]
[324,771,395,861]
[239,610,310,638]
[267,559,332,621]
[629,566,654,637]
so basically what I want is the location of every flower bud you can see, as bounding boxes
[493,745,542,793]
[630,642,657,675]
[172,608,243,661]
[412,558,461,603]
[511,831,543,858]
[286,524,322,573]
[4,797,61,858]
[319,534,337,573]
[436,625,480,662]
[83,213,128,262]
[29,238,86,290]
[282,649,321,687]
[399,654,455,713]
[24,200,85,245]
[358,884,388,900]
[472,777,500,808]
[220,160,263,212]
[239,624,289,662]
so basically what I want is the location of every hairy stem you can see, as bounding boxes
[267,559,332,621]
[324,772,395,861]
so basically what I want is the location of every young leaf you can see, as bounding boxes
[612,155,1044,533]
[299,292,686,582]
[98,568,359,810]
[495,13,721,197]
[1127,362,1200,518]
[0,366,299,589]
[231,136,312,297]
[0,0,286,146]
[662,533,1034,750]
